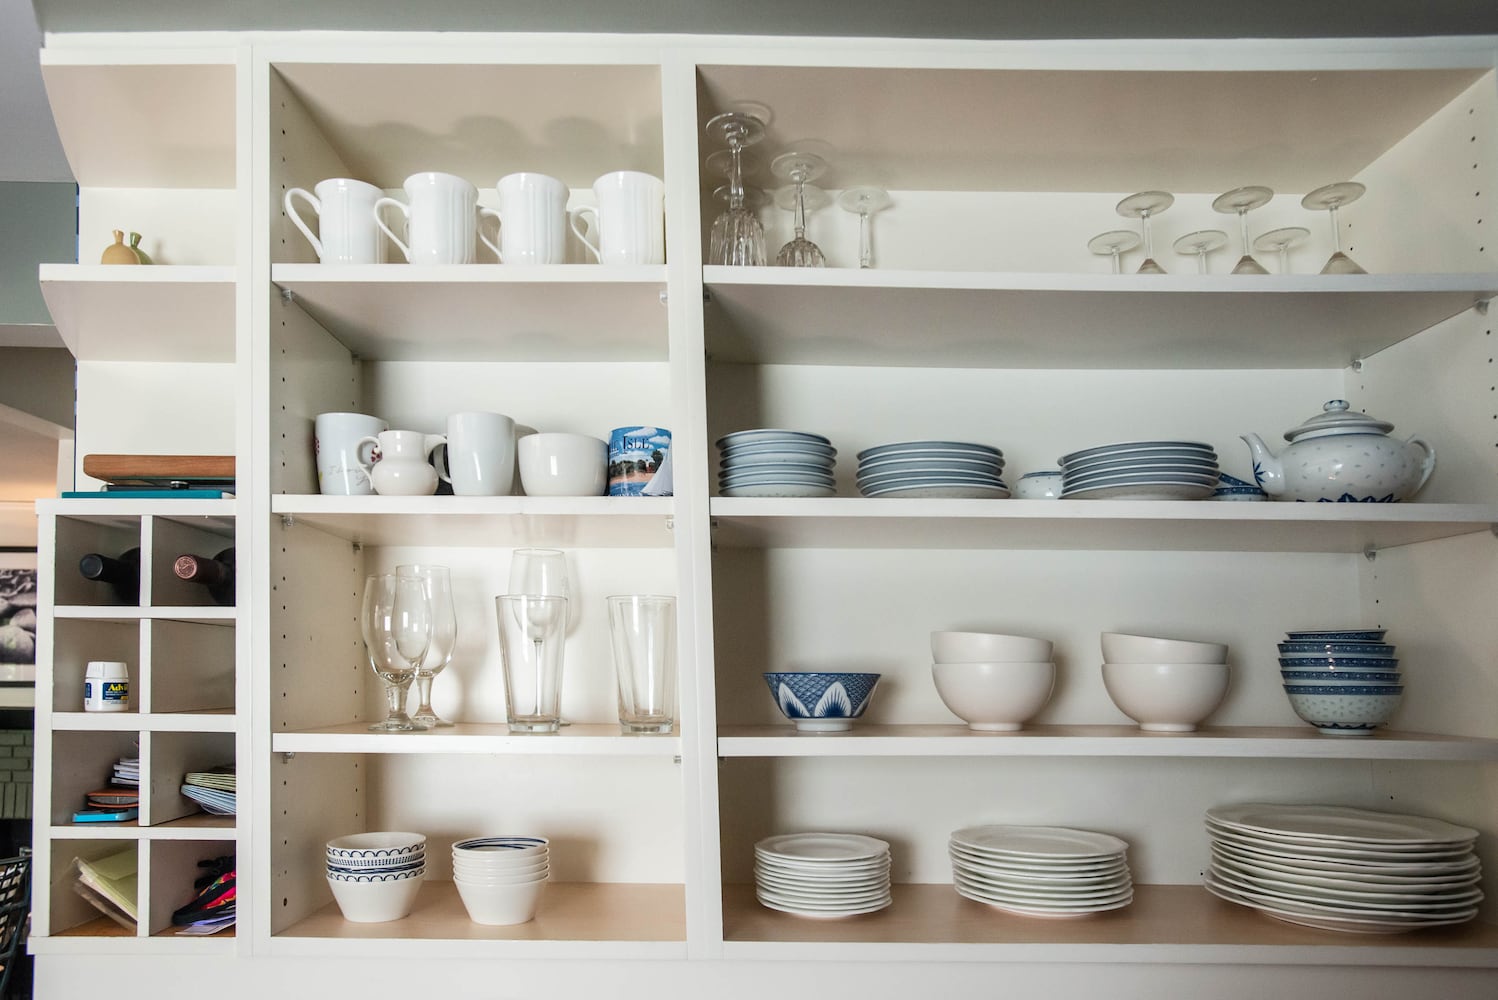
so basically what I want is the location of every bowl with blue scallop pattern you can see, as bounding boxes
[763,671,881,732]
[1284,686,1402,736]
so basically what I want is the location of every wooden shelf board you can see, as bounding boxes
[39,265,237,363]
[272,494,674,548]
[707,498,1498,552]
[716,725,1498,760]
[40,59,237,188]
[273,722,679,756]
[272,265,669,362]
[703,269,1498,369]
[50,916,135,939]
[272,881,685,957]
[721,884,1498,965]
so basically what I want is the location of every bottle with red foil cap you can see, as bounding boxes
[174,548,235,606]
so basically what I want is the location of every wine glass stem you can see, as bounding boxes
[793,178,808,238]
[414,673,434,712]
[533,639,544,715]
[1109,249,1122,275]
[385,677,412,723]
[1328,204,1343,254]
[859,211,872,268]
[1238,210,1251,257]
[728,142,745,210]
[1279,247,1290,273]
[1141,212,1155,260]
[1197,251,1208,275]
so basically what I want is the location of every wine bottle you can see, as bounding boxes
[78,547,141,605]
[174,547,235,606]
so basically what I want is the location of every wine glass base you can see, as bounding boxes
[1137,258,1167,275]
[412,712,454,727]
[1231,255,1270,275]
[621,720,674,734]
[1321,252,1367,275]
[369,718,430,732]
[508,718,561,734]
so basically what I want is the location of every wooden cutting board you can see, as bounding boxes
[83,454,236,486]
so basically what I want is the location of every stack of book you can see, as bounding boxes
[181,764,236,816]
[73,755,141,823]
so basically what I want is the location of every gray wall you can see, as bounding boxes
[0,181,75,327]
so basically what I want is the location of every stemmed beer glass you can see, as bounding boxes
[771,149,831,267]
[396,564,456,727]
[360,573,432,732]
[706,110,770,266]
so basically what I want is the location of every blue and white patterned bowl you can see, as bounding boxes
[1278,641,1396,657]
[326,831,426,861]
[1285,628,1386,642]
[1284,687,1402,736]
[1278,656,1399,671]
[763,671,881,732]
[1280,670,1402,684]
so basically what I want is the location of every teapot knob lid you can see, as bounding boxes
[1324,399,1350,413]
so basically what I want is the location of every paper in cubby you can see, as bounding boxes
[181,763,236,815]
[70,848,138,929]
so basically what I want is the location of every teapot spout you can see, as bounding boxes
[1240,433,1285,496]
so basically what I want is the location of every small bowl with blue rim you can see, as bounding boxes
[763,671,881,732]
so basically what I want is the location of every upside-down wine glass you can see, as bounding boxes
[360,573,432,732]
[508,548,571,724]
[1213,185,1274,275]
[1302,181,1367,274]
[1087,230,1141,274]
[1254,226,1311,274]
[771,149,830,267]
[1172,230,1228,274]
[1116,191,1174,274]
[838,187,892,269]
[705,110,769,266]
[397,563,456,727]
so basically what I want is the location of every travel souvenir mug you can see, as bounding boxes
[607,426,672,496]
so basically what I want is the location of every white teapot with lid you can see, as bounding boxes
[1240,400,1436,503]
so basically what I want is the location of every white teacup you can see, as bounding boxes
[517,433,607,496]
[435,411,516,496]
[375,172,501,265]
[493,173,570,265]
[285,178,386,264]
[315,412,388,496]
[571,171,665,265]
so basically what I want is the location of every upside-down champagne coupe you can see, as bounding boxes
[396,563,456,727]
[1116,191,1174,274]
[1088,230,1141,274]
[1212,185,1274,275]
[838,187,892,268]
[1254,226,1311,274]
[706,111,769,266]
[360,573,432,732]
[1302,181,1367,274]
[771,149,830,267]
[1172,230,1228,274]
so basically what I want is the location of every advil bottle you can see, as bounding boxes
[84,661,130,712]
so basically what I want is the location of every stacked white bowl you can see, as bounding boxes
[451,835,550,925]
[930,631,1055,731]
[325,831,426,923]
[1278,628,1402,735]
[1100,632,1229,732]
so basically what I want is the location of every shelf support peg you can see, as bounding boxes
[280,515,296,529]
[280,287,295,305]
[1350,357,1365,373]
[1475,298,1490,316]
[1363,545,1378,562]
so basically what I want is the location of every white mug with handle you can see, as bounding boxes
[374,171,501,265]
[570,170,666,265]
[284,178,386,264]
[493,173,570,265]
[433,411,516,495]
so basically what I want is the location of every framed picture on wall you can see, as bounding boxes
[0,550,38,679]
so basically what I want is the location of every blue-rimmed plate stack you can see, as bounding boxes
[855,440,1008,498]
[1058,440,1219,500]
[1279,628,1402,735]
[717,429,836,498]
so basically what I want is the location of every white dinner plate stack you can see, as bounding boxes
[753,832,892,917]
[1058,440,1220,500]
[948,825,1134,917]
[1204,803,1483,933]
[855,440,1009,498]
[717,429,837,498]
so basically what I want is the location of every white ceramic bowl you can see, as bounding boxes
[930,630,1053,663]
[327,870,424,923]
[452,855,549,873]
[1101,661,1229,732]
[451,866,551,885]
[1100,632,1228,665]
[326,831,426,862]
[931,661,1056,731]
[1013,471,1063,499]
[1284,688,1402,735]
[454,874,548,925]
[517,432,607,496]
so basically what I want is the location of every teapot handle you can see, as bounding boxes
[1408,436,1437,494]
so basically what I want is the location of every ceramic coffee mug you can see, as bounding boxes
[607,426,672,497]
[571,171,666,265]
[315,412,388,495]
[284,178,386,264]
[434,411,517,496]
[493,173,570,265]
[375,172,501,265]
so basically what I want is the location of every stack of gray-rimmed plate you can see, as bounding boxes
[754,832,892,917]
[717,429,836,498]
[856,440,1009,498]
[1204,803,1483,934]
[1058,440,1219,500]
[948,825,1133,917]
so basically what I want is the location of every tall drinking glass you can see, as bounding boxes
[495,595,567,733]
[396,563,456,727]
[607,595,677,734]
[360,574,432,732]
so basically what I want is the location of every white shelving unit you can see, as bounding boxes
[28,27,1498,1000]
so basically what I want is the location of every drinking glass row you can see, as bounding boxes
[286,170,665,266]
[361,556,676,735]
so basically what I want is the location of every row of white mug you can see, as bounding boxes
[285,170,666,266]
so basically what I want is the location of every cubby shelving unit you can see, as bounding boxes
[27,27,1498,999]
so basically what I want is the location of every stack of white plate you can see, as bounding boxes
[855,440,1008,498]
[753,832,892,917]
[717,429,836,498]
[1204,803,1483,933]
[948,825,1134,917]
[1058,440,1219,500]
